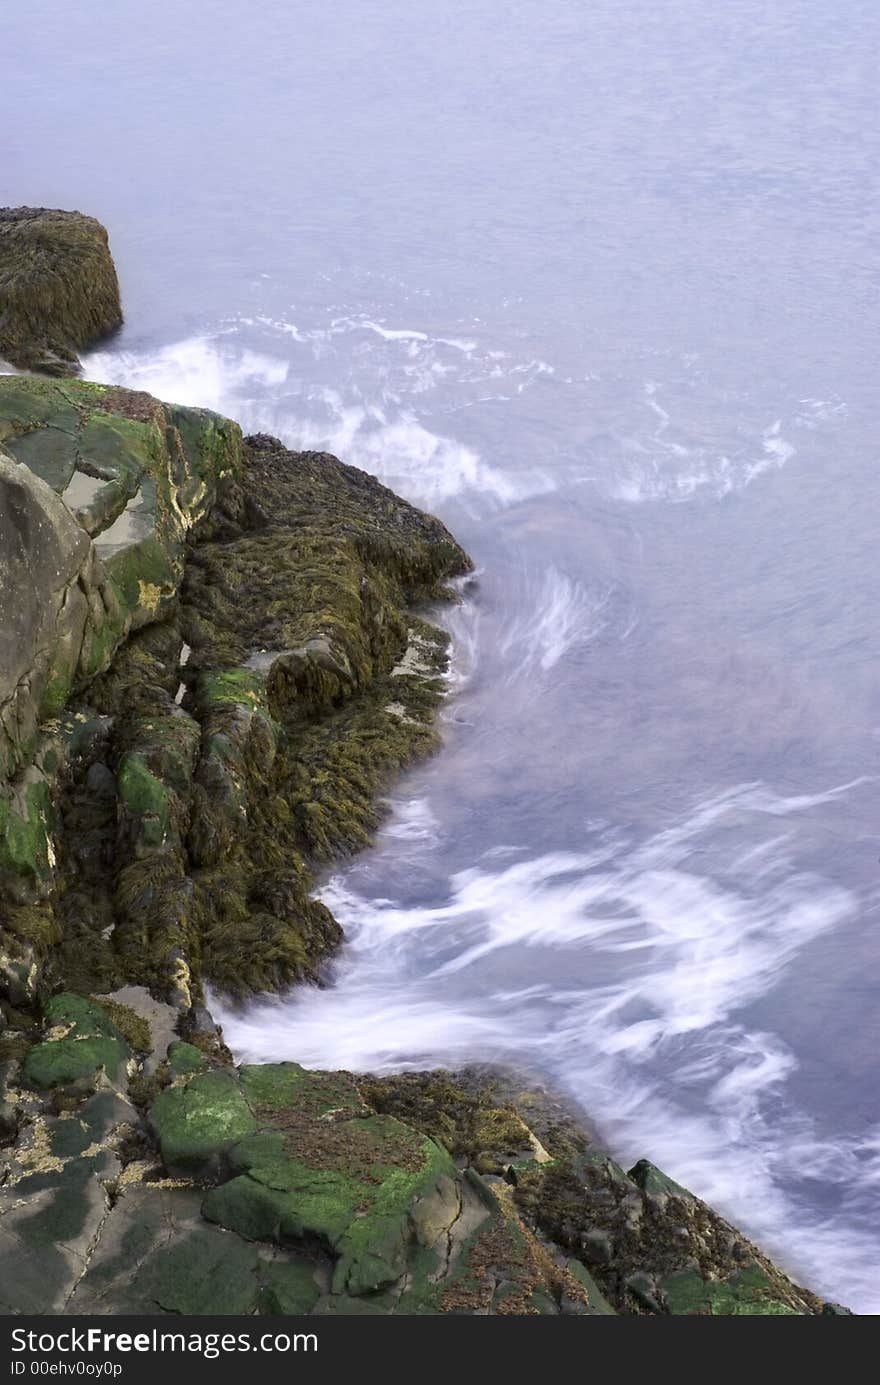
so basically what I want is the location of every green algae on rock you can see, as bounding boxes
[0,208,122,375]
[0,1015,845,1316]
[201,1065,458,1297]
[0,375,243,867]
[150,1068,257,1175]
[21,992,130,1090]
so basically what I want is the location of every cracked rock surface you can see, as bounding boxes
[0,1006,844,1316]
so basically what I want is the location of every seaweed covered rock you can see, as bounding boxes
[174,434,470,999]
[0,208,122,375]
[365,1067,834,1316]
[0,376,242,799]
[0,380,468,1013]
[0,376,244,984]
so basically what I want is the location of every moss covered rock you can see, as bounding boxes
[0,376,244,957]
[22,992,130,1089]
[0,208,121,375]
[167,1040,208,1076]
[0,375,243,663]
[659,1263,804,1316]
[149,1069,257,1174]
[0,446,93,787]
[197,1064,456,1296]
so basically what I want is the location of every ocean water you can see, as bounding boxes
[5,0,879,1311]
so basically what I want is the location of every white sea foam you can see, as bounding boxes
[598,383,802,503]
[292,395,541,512]
[795,397,848,428]
[217,772,878,1311]
[83,328,555,515]
[440,576,483,696]
[357,320,429,343]
[379,797,439,846]
[84,336,289,413]
[498,567,613,673]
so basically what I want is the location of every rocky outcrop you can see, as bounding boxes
[0,374,470,1022]
[0,377,243,790]
[0,377,244,1004]
[0,998,621,1316]
[0,1002,846,1316]
[0,208,122,375]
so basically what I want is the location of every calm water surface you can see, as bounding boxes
[6,0,879,1311]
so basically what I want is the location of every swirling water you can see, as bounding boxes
[6,0,880,1310]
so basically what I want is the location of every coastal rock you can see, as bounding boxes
[0,1084,132,1314]
[0,1021,846,1315]
[21,992,130,1090]
[0,375,469,1011]
[365,1067,830,1316]
[0,207,122,375]
[68,1186,267,1316]
[0,376,243,734]
[150,1069,257,1176]
[0,446,92,786]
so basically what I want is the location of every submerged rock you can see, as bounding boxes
[0,207,122,375]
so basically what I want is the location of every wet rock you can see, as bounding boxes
[580,1227,614,1265]
[92,986,177,1074]
[166,1040,208,1077]
[0,1086,129,1313]
[0,1094,18,1144]
[0,207,121,375]
[515,1121,822,1315]
[626,1270,664,1313]
[628,1157,694,1203]
[262,1259,322,1315]
[0,448,91,787]
[659,1263,805,1316]
[562,1259,616,1315]
[68,1186,264,1316]
[22,993,130,1090]
[149,1069,256,1176]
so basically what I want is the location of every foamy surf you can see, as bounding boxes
[591,381,810,503]
[216,773,877,1312]
[83,324,557,515]
[497,566,615,672]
